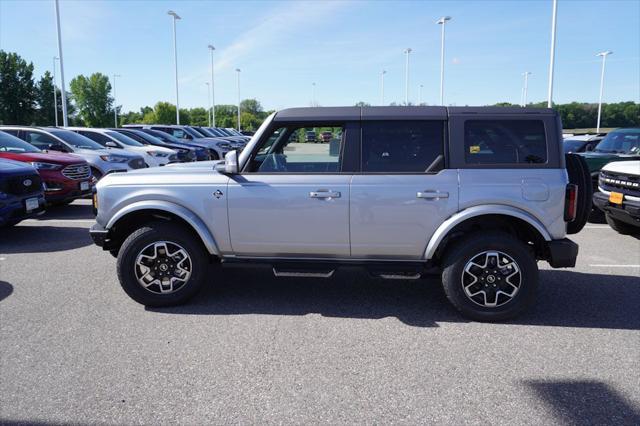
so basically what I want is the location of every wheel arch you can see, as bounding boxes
[106,201,219,256]
[425,205,552,261]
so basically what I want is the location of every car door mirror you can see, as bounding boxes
[215,150,238,174]
[105,141,119,148]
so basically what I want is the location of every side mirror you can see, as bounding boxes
[105,141,118,148]
[215,150,238,174]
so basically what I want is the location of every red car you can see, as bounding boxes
[0,130,93,204]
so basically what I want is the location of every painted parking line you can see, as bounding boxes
[22,219,95,224]
[584,225,611,229]
[588,264,640,268]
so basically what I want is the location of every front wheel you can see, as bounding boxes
[441,232,538,321]
[116,221,208,306]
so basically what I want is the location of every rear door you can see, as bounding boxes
[350,112,459,259]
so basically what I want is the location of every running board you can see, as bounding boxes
[272,267,335,278]
[377,272,422,280]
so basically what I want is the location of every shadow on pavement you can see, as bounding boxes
[0,226,92,254]
[36,200,94,221]
[148,268,640,329]
[525,380,640,425]
[0,281,13,302]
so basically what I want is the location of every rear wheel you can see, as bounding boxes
[605,214,639,235]
[565,153,592,234]
[116,221,208,306]
[441,232,538,321]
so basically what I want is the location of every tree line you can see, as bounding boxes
[1,50,638,131]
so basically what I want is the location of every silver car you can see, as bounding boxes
[90,107,590,321]
[1,126,147,179]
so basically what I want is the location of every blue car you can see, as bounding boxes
[0,159,46,227]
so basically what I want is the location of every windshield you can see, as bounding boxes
[594,129,640,154]
[123,130,163,145]
[219,128,235,136]
[563,139,586,153]
[106,131,144,147]
[207,128,225,137]
[49,129,104,150]
[182,127,203,139]
[0,131,41,153]
[144,129,182,143]
[196,128,216,137]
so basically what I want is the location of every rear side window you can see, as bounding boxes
[361,121,444,173]
[464,120,547,164]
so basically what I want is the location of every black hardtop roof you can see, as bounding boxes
[274,106,556,122]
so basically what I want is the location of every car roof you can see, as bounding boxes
[273,106,555,122]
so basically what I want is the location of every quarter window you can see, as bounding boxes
[361,121,444,173]
[464,120,547,164]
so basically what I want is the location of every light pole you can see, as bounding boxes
[205,82,211,127]
[437,16,452,106]
[235,68,241,131]
[419,84,424,105]
[311,82,316,106]
[168,10,181,124]
[547,0,558,108]
[112,74,121,127]
[208,44,215,127]
[54,0,68,126]
[521,71,531,107]
[380,70,386,106]
[596,51,613,133]
[52,56,59,126]
[404,48,412,105]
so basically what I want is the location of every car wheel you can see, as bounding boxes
[565,153,592,234]
[441,231,538,322]
[605,214,639,236]
[116,221,208,306]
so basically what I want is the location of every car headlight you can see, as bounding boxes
[99,155,129,163]
[30,162,62,170]
[147,151,169,157]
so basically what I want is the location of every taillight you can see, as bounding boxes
[565,184,578,222]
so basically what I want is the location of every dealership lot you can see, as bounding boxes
[1,200,639,425]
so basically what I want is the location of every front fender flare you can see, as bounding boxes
[106,200,219,256]
[424,204,552,260]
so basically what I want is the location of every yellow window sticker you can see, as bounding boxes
[469,145,480,154]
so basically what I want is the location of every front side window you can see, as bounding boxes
[594,129,640,155]
[0,131,41,153]
[464,120,547,164]
[249,125,344,173]
[361,121,444,173]
[24,131,60,149]
[48,129,104,150]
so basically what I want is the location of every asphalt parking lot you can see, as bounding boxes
[1,200,639,425]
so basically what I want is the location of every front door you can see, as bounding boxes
[350,119,459,259]
[227,123,354,257]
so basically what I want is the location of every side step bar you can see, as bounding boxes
[272,267,335,278]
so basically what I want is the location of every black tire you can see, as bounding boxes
[116,221,208,307]
[565,153,592,234]
[588,206,606,224]
[441,231,539,322]
[605,214,640,236]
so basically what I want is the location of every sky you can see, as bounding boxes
[0,0,638,113]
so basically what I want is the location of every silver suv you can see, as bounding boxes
[90,107,590,321]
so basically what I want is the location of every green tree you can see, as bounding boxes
[189,107,209,126]
[0,50,37,124]
[34,71,59,125]
[69,72,114,127]
[354,101,371,107]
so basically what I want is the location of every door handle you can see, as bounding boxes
[309,190,341,199]
[417,191,449,200]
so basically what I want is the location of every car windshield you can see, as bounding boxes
[0,131,42,153]
[207,128,225,137]
[219,128,235,136]
[49,129,104,150]
[182,127,203,139]
[593,129,640,154]
[563,139,586,153]
[106,131,144,147]
[123,130,163,145]
[144,129,182,143]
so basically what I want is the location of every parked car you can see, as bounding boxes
[136,129,211,161]
[563,134,604,153]
[220,128,251,142]
[110,128,196,163]
[0,130,92,204]
[0,159,46,227]
[123,125,232,160]
[593,160,640,235]
[320,131,333,143]
[68,128,177,167]
[305,131,317,143]
[90,106,589,322]
[0,126,146,180]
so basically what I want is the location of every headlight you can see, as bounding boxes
[147,151,169,157]
[99,155,129,163]
[30,162,62,170]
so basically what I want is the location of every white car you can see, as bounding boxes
[68,127,177,167]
